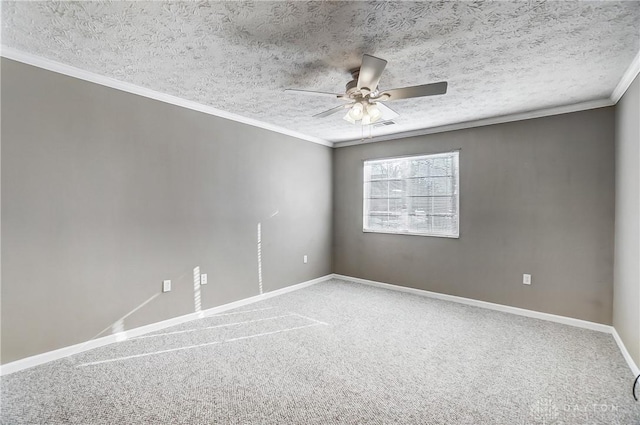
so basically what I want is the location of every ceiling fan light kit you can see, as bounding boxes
[343,102,383,125]
[286,54,448,127]
[347,101,364,120]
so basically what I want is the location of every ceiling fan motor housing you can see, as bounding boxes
[346,68,378,99]
[345,76,359,98]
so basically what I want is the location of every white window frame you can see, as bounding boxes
[363,151,460,238]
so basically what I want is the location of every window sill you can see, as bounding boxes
[363,229,459,239]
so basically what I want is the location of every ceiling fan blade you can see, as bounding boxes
[313,104,348,118]
[375,102,400,121]
[357,54,387,91]
[284,89,342,98]
[381,81,448,101]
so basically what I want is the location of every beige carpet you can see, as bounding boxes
[2,279,639,424]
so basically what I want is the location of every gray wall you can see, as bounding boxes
[613,74,640,367]
[1,59,333,363]
[333,108,615,324]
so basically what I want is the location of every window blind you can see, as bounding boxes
[363,151,459,238]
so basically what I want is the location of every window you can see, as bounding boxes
[363,151,459,238]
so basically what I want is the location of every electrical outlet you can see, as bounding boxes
[303,255,308,264]
[201,274,208,285]
[523,274,531,285]
[163,280,171,292]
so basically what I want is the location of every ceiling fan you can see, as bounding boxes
[285,54,448,125]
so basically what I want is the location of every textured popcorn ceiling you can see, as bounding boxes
[2,1,639,143]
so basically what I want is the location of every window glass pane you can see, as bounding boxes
[369,163,388,180]
[367,198,404,214]
[410,197,455,215]
[408,177,454,197]
[365,180,404,198]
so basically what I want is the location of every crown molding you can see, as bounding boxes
[3,46,637,150]
[0,46,333,148]
[333,98,614,148]
[611,50,640,104]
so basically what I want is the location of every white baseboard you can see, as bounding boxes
[0,274,332,376]
[333,274,611,333]
[332,274,640,376]
[611,327,640,377]
[5,273,639,379]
